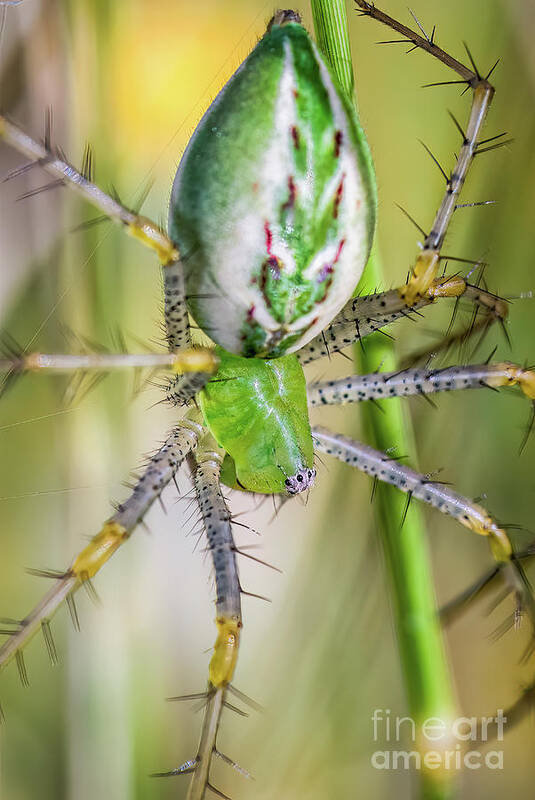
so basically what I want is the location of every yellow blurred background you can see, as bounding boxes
[0,0,534,798]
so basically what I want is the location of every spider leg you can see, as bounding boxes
[161,263,220,402]
[298,278,505,364]
[194,441,242,691]
[0,348,217,375]
[440,547,535,742]
[480,676,535,743]
[300,3,506,366]
[0,121,216,398]
[157,439,243,800]
[0,344,219,405]
[439,544,535,626]
[308,362,535,407]
[355,2,496,302]
[0,418,203,675]
[0,115,176,264]
[312,426,535,631]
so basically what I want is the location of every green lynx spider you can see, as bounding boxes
[1,3,535,798]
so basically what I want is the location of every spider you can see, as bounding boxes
[1,2,535,798]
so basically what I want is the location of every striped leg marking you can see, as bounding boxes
[313,426,535,625]
[0,420,203,675]
[308,362,535,407]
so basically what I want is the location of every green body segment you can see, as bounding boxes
[169,19,376,357]
[199,348,314,494]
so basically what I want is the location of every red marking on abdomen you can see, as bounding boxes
[260,255,282,310]
[264,221,273,255]
[282,176,297,212]
[291,126,300,149]
[333,238,346,264]
[334,130,343,157]
[333,175,345,219]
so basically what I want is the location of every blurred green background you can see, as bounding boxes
[0,0,534,798]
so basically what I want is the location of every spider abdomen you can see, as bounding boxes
[169,15,376,358]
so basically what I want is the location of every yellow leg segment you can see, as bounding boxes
[208,617,242,688]
[313,426,535,627]
[0,115,179,267]
[0,349,218,378]
[461,510,513,563]
[483,364,535,400]
[402,265,506,312]
[400,251,441,305]
[170,347,219,376]
[71,521,129,581]
[127,219,178,266]
[0,424,202,674]
[428,274,467,299]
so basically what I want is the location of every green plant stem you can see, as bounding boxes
[311,2,457,797]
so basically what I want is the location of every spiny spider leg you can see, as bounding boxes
[161,262,220,402]
[399,315,496,369]
[164,261,192,352]
[298,278,506,364]
[440,545,535,626]
[0,345,219,405]
[0,419,203,674]
[480,676,535,742]
[0,120,217,397]
[159,439,243,800]
[307,362,535,407]
[0,348,217,375]
[313,427,535,630]
[0,115,176,264]
[355,1,497,302]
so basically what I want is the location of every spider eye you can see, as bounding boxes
[297,474,303,482]
[284,478,292,486]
